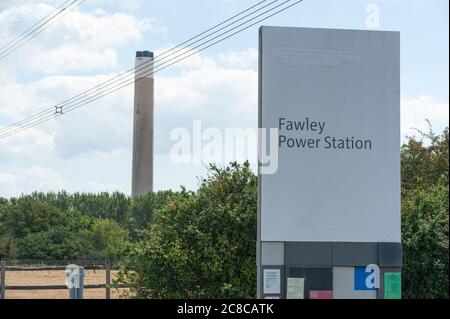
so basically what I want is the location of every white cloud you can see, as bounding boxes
[0,72,128,120]
[116,0,142,12]
[0,2,166,76]
[0,1,146,13]
[401,95,449,141]
[0,82,52,121]
[1,48,258,160]
[0,166,64,197]
[0,128,54,161]
[50,53,258,158]
[73,0,144,13]
[48,73,134,158]
[0,1,60,9]
[219,47,258,68]
[0,72,134,158]
[58,10,162,48]
[85,180,120,193]
[157,54,257,116]
[154,47,217,70]
[30,47,118,73]
[155,56,258,155]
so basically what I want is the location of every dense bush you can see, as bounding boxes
[400,125,449,299]
[117,162,257,298]
[0,191,172,261]
[401,183,448,299]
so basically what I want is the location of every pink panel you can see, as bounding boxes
[309,290,333,299]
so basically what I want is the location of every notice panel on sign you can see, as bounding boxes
[287,278,305,299]
[263,269,281,294]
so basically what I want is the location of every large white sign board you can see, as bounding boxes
[259,27,400,242]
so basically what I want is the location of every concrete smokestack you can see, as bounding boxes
[132,50,154,197]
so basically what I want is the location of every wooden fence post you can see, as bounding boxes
[105,260,111,300]
[0,261,6,299]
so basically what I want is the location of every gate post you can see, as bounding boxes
[0,261,6,299]
[105,260,111,300]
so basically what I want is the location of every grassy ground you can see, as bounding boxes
[5,269,128,299]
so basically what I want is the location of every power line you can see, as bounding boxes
[0,0,302,139]
[0,0,85,60]
[0,0,272,134]
[58,0,291,112]
[50,0,283,112]
[0,0,73,52]
[0,0,294,138]
[55,0,277,108]
[0,0,88,132]
[63,0,301,114]
[0,0,278,136]
[0,0,81,59]
[0,0,304,140]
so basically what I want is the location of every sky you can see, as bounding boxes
[0,0,448,198]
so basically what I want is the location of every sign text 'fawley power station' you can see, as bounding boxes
[278,117,373,150]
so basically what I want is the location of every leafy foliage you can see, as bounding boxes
[126,191,173,241]
[117,162,257,298]
[0,191,171,261]
[400,125,449,299]
[401,183,448,299]
[90,219,130,260]
[401,123,449,195]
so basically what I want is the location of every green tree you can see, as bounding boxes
[44,212,94,260]
[126,191,173,241]
[0,197,7,212]
[15,211,93,260]
[401,123,449,196]
[401,125,449,299]
[0,234,15,259]
[401,183,449,299]
[90,219,129,260]
[2,196,61,238]
[117,162,257,299]
[16,232,55,260]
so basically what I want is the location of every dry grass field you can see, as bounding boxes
[4,269,129,299]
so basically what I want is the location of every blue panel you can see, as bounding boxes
[354,267,377,291]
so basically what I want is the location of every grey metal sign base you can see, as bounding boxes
[257,241,402,299]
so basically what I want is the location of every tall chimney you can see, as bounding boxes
[132,50,154,197]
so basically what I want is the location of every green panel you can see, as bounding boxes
[286,267,332,299]
[287,278,305,299]
[384,272,401,299]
